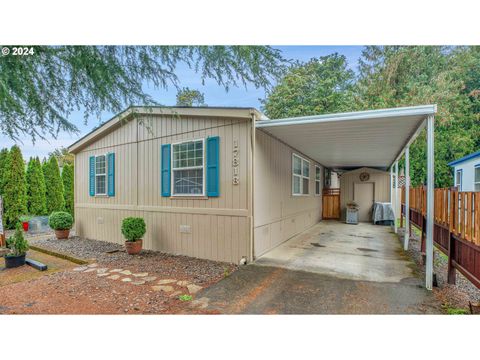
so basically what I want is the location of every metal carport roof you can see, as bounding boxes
[255,105,437,170]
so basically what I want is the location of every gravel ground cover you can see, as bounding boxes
[401,227,480,312]
[30,236,236,285]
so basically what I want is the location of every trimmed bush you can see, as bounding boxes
[2,145,28,229]
[62,163,74,218]
[48,211,73,230]
[121,217,146,242]
[6,224,29,257]
[0,147,9,195]
[26,157,47,215]
[44,156,65,214]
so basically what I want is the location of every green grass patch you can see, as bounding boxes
[29,245,89,265]
[179,294,193,302]
[442,304,469,315]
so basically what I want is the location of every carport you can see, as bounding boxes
[255,105,437,289]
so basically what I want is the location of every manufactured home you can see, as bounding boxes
[68,105,437,274]
[448,150,480,192]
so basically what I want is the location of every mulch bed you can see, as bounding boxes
[0,235,237,314]
[402,227,480,312]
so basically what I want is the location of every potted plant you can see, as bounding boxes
[121,217,146,255]
[48,211,74,239]
[19,215,31,232]
[4,224,29,268]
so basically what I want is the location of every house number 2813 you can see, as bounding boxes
[232,140,240,185]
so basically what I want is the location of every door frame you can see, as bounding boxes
[353,182,375,221]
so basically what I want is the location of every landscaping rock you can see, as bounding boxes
[187,284,202,294]
[152,285,174,292]
[107,275,120,280]
[87,263,98,268]
[96,268,109,274]
[73,266,88,272]
[122,277,132,282]
[157,279,176,285]
[97,273,110,277]
[190,297,209,309]
[169,290,182,298]
[109,269,123,273]
[132,280,146,286]
[83,268,97,273]
[133,272,148,277]
[120,270,132,275]
[142,276,157,282]
[177,280,190,286]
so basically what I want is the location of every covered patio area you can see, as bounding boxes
[255,105,437,289]
[255,221,415,283]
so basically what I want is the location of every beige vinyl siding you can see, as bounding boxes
[253,129,322,258]
[339,167,391,220]
[74,113,252,264]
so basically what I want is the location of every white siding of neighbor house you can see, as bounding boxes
[452,157,480,192]
[74,113,253,264]
[253,129,323,258]
[339,167,391,221]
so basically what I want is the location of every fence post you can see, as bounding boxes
[447,233,456,284]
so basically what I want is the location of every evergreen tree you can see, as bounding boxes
[26,157,47,215]
[0,147,9,195]
[2,145,27,229]
[44,156,65,214]
[62,163,74,218]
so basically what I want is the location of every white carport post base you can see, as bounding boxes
[404,146,410,250]
[425,115,435,290]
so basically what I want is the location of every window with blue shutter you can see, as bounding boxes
[89,156,95,196]
[107,152,115,196]
[161,144,171,197]
[206,136,220,197]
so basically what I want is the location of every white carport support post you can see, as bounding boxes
[425,115,435,290]
[394,161,398,234]
[404,147,410,250]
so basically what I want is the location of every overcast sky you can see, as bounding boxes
[0,46,363,159]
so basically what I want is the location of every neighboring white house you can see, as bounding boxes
[448,150,480,191]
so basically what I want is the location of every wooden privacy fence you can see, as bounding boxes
[401,186,480,288]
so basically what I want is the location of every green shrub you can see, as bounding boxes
[2,145,28,229]
[6,224,29,257]
[121,217,146,242]
[26,157,47,215]
[62,163,74,218]
[48,211,74,230]
[44,156,65,214]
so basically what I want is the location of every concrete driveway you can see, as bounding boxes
[255,221,414,283]
[195,222,442,314]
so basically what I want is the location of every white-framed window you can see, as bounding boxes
[315,165,321,195]
[292,153,310,196]
[456,169,463,191]
[95,154,107,195]
[475,165,480,191]
[172,138,205,196]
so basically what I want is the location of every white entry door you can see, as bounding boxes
[354,182,374,222]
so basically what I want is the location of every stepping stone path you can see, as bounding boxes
[75,264,205,308]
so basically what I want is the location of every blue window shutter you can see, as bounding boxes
[161,144,171,197]
[206,136,220,197]
[107,152,115,197]
[89,156,95,196]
